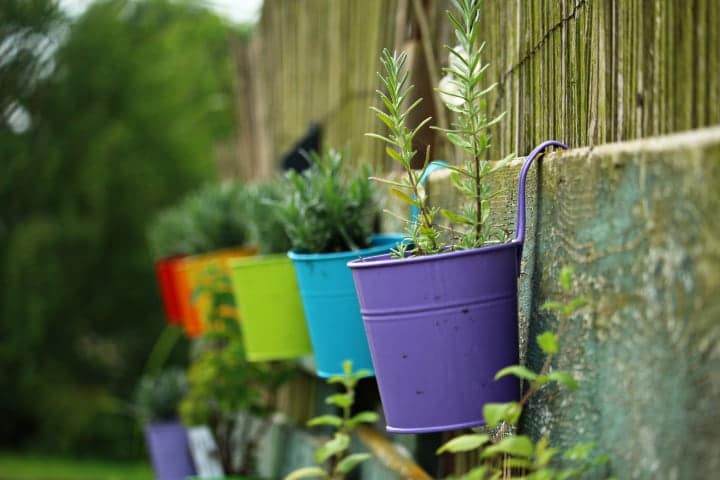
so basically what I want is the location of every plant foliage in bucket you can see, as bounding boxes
[152,182,255,337]
[277,148,402,377]
[348,0,568,433]
[229,180,312,362]
[134,368,197,480]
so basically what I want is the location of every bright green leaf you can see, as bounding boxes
[482,402,521,428]
[481,435,534,458]
[284,466,329,479]
[315,433,350,463]
[548,371,578,390]
[307,414,343,428]
[495,365,538,381]
[334,453,371,474]
[347,411,379,427]
[436,434,490,454]
[537,331,558,354]
[325,393,353,409]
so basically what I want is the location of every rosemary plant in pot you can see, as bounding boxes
[229,180,312,362]
[135,368,196,480]
[348,0,567,433]
[277,148,402,377]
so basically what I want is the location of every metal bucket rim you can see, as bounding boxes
[287,233,403,262]
[347,239,522,270]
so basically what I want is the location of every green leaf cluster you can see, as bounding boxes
[133,367,187,424]
[277,149,377,254]
[181,265,295,475]
[285,360,377,480]
[245,180,293,254]
[148,181,250,258]
[436,265,609,479]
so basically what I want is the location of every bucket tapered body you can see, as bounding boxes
[144,421,196,480]
[349,244,521,433]
[230,255,312,361]
[289,235,402,377]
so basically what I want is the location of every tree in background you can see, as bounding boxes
[0,0,240,458]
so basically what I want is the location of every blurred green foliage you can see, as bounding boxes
[245,181,293,255]
[148,182,251,258]
[133,368,187,424]
[0,0,241,459]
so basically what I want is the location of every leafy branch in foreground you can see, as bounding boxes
[285,360,378,480]
[437,266,613,479]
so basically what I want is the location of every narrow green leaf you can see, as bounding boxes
[365,132,395,145]
[347,411,379,427]
[441,208,474,225]
[284,466,328,480]
[390,188,418,206]
[369,176,409,189]
[352,368,372,381]
[307,415,343,428]
[315,433,350,463]
[494,365,538,381]
[334,453,371,474]
[537,331,559,354]
[548,371,578,390]
[436,434,490,454]
[482,402,521,428]
[325,393,353,409]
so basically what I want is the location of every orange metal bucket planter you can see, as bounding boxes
[177,246,256,337]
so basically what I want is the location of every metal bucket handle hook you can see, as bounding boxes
[513,140,569,248]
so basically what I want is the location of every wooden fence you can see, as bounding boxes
[226,1,720,478]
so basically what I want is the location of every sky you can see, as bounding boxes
[58,0,264,24]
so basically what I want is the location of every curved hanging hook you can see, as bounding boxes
[513,140,569,245]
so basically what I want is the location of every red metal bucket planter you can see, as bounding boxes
[155,256,186,325]
[348,141,567,433]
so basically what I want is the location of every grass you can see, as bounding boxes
[0,452,153,480]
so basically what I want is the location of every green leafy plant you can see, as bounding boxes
[133,367,187,424]
[436,266,612,479]
[276,149,377,254]
[180,263,295,475]
[246,180,293,254]
[148,181,250,258]
[148,205,206,258]
[285,360,378,480]
[369,0,512,256]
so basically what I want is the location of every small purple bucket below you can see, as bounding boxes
[144,420,196,480]
[348,141,567,433]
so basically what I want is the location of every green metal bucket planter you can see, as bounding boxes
[230,255,312,361]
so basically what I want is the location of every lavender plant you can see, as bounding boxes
[369,0,512,256]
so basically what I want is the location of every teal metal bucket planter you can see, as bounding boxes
[288,234,402,377]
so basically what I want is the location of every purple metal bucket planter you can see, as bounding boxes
[348,141,568,433]
[144,420,197,480]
